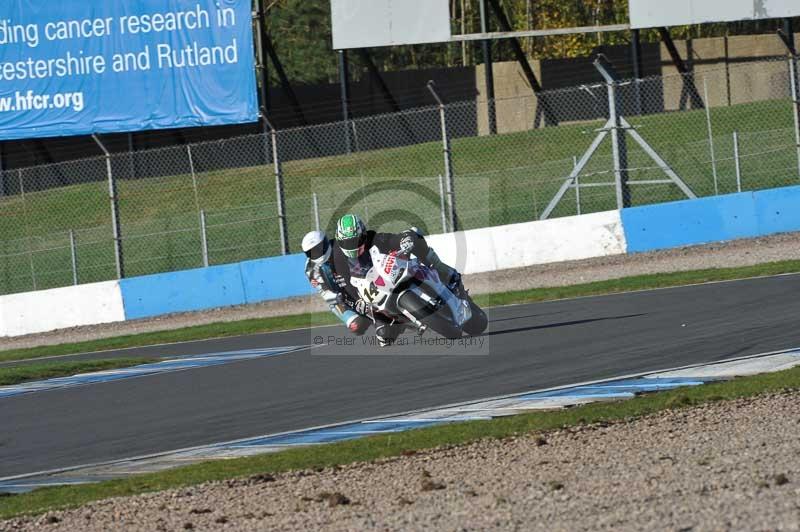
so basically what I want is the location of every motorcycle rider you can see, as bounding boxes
[302,230,371,336]
[332,213,465,346]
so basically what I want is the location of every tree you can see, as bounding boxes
[266,0,338,83]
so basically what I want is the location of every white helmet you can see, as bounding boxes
[301,230,331,265]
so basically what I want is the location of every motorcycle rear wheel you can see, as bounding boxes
[397,291,463,340]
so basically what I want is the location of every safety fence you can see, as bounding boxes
[0,51,798,295]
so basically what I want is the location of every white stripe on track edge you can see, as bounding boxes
[2,346,798,486]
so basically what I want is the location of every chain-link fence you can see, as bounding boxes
[1,53,798,296]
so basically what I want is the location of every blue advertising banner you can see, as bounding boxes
[0,0,258,140]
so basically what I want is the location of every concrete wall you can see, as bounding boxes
[660,33,799,110]
[475,60,543,136]
[0,281,125,337]
[427,211,627,275]
[120,254,312,321]
[622,185,800,253]
[471,32,800,136]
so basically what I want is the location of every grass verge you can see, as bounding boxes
[0,358,156,386]
[3,258,800,364]
[1,364,799,520]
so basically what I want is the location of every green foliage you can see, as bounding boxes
[266,0,338,83]
[0,358,156,385]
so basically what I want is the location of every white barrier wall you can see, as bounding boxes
[0,281,125,338]
[0,210,627,338]
[426,210,627,275]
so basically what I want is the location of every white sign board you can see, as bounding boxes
[630,0,800,29]
[331,0,451,50]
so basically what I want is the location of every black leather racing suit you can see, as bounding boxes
[304,240,369,334]
[333,230,459,345]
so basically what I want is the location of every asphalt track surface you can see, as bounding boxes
[2,273,800,478]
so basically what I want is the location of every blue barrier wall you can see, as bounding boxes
[116,184,800,320]
[622,185,800,253]
[120,254,313,320]
[753,186,800,235]
[239,254,312,302]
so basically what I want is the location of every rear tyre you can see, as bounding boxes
[397,291,463,340]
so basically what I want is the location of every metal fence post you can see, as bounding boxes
[573,155,581,215]
[93,134,124,279]
[631,29,644,116]
[338,50,353,154]
[603,73,629,210]
[263,117,289,255]
[200,209,209,267]
[427,81,458,232]
[187,144,200,209]
[69,229,78,285]
[478,0,497,135]
[733,131,742,193]
[187,143,205,256]
[438,175,448,233]
[312,193,321,232]
[703,76,719,195]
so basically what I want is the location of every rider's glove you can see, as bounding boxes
[399,234,415,255]
[448,271,466,298]
[354,298,370,316]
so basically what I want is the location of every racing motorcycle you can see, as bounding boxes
[350,246,488,339]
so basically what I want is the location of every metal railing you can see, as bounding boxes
[0,51,798,296]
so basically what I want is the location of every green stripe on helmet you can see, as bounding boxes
[337,214,365,258]
[342,246,360,259]
[337,214,361,240]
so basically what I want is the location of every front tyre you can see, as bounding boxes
[397,291,463,340]
[462,296,488,336]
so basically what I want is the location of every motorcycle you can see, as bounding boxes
[349,246,488,339]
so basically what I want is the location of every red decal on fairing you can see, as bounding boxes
[384,251,398,274]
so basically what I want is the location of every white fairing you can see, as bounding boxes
[349,246,471,328]
[0,281,126,337]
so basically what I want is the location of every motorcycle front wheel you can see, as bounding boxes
[462,295,488,336]
[397,291,463,340]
